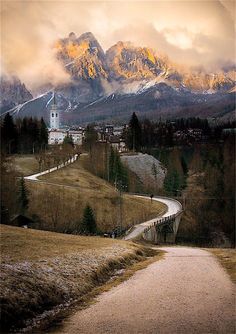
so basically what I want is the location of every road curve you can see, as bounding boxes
[124,196,182,240]
[52,247,235,334]
[24,157,182,241]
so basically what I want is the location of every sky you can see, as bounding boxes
[1,0,235,89]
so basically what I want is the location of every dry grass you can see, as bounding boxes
[0,225,161,332]
[207,248,236,283]
[12,155,39,176]
[27,159,166,232]
[1,224,136,263]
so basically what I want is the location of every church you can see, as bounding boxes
[48,93,84,145]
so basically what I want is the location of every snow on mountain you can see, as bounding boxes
[1,32,235,123]
[0,75,33,114]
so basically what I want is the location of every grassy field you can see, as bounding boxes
[0,225,161,332]
[26,157,166,232]
[12,155,39,176]
[207,248,236,283]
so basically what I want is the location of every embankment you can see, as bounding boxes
[0,225,159,332]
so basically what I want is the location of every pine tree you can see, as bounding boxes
[84,125,98,153]
[18,177,29,214]
[39,118,48,148]
[126,112,142,151]
[1,113,18,154]
[81,205,97,235]
[109,147,129,191]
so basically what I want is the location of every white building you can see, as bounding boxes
[49,129,84,145]
[48,93,84,145]
[49,129,67,145]
[69,130,84,145]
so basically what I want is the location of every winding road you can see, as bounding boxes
[25,157,235,334]
[24,154,79,181]
[25,157,182,241]
[124,196,182,240]
[53,247,235,334]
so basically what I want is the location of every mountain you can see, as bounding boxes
[56,32,107,80]
[1,32,235,123]
[66,82,235,124]
[55,32,108,103]
[106,41,166,81]
[55,32,235,101]
[0,75,33,114]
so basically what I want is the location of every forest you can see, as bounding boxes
[1,113,48,154]
[123,113,235,246]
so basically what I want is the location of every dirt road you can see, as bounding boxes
[52,247,235,334]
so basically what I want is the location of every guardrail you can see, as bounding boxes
[123,193,183,242]
[143,210,183,235]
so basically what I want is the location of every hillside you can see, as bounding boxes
[20,155,166,233]
[0,224,159,332]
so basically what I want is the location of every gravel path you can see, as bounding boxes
[53,247,235,334]
[124,196,182,240]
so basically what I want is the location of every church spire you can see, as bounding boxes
[53,91,56,105]
[50,91,60,129]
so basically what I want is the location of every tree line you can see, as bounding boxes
[123,112,235,150]
[1,113,48,154]
[177,136,235,247]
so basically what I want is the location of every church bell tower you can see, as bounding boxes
[50,92,60,129]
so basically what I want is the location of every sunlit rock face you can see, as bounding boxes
[1,32,235,121]
[182,72,235,93]
[55,32,109,102]
[55,32,235,98]
[106,41,235,92]
[0,75,32,113]
[106,42,166,81]
[56,32,108,80]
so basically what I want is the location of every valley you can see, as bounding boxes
[1,2,235,333]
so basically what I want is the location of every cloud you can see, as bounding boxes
[1,0,235,90]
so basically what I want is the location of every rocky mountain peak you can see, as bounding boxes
[68,32,77,41]
[77,31,98,43]
[106,41,165,81]
[0,75,32,112]
[55,31,107,81]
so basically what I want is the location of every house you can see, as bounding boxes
[104,125,114,135]
[48,93,84,145]
[109,136,127,153]
[68,129,84,145]
[48,129,84,145]
[10,214,35,228]
[113,126,125,136]
[49,129,67,144]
